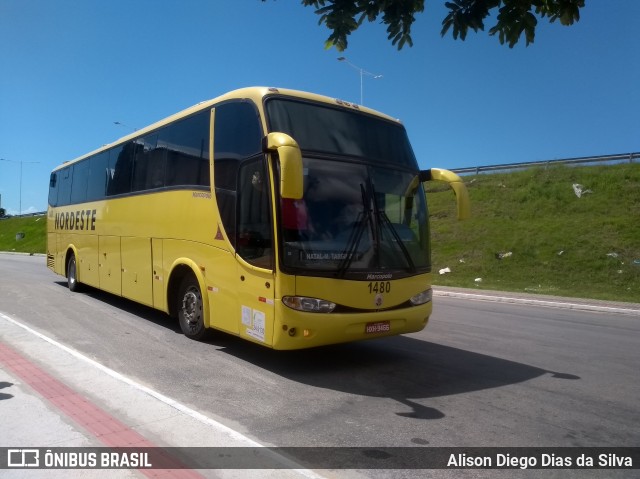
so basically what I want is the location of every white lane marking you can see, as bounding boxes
[433,290,640,316]
[0,311,325,479]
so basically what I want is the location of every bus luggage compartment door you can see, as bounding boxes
[121,237,153,307]
[99,235,121,296]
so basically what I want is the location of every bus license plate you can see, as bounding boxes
[365,321,390,334]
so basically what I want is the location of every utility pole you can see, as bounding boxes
[0,158,40,216]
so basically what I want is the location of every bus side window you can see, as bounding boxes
[214,101,263,252]
[87,151,109,201]
[58,167,73,206]
[107,143,134,196]
[162,110,210,188]
[48,173,58,206]
[131,134,159,192]
[70,159,89,204]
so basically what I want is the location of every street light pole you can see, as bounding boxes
[0,158,40,216]
[337,57,383,105]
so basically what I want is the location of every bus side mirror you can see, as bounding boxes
[263,132,304,200]
[420,168,471,220]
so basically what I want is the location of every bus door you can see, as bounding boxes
[235,158,275,346]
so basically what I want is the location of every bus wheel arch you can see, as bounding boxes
[167,262,210,339]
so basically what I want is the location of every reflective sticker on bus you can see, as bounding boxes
[246,310,266,342]
[241,306,251,327]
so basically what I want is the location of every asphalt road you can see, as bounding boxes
[1,253,639,478]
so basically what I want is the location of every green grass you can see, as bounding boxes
[1,163,638,302]
[426,163,640,303]
[0,215,46,254]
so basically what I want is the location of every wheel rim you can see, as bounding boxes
[182,287,202,326]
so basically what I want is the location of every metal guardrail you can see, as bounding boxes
[452,152,639,176]
[0,211,46,220]
[1,155,637,217]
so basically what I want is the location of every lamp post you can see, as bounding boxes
[337,57,382,105]
[0,158,40,216]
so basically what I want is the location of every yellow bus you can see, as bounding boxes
[47,87,469,350]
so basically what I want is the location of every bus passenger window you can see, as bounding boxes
[70,160,90,204]
[161,111,210,188]
[48,173,58,206]
[107,143,134,196]
[87,152,109,201]
[58,167,72,206]
[131,134,159,192]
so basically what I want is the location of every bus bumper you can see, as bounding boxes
[271,301,432,350]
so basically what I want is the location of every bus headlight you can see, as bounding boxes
[282,296,336,313]
[409,289,432,306]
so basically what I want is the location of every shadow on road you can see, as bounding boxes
[54,281,183,333]
[53,281,580,421]
[215,335,579,419]
[0,381,14,400]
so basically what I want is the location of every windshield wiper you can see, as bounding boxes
[336,184,371,278]
[378,209,416,273]
[370,184,416,273]
[336,181,416,276]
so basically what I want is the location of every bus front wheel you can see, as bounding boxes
[67,254,81,292]
[177,275,207,340]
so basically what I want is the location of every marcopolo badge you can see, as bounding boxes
[374,293,384,307]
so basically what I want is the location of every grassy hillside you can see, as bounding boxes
[0,215,46,254]
[1,163,638,302]
[426,163,640,302]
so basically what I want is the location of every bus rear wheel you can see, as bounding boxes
[67,254,81,292]
[177,275,207,340]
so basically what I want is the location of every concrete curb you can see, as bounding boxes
[433,287,640,317]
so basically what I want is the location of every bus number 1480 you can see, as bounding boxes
[368,281,391,294]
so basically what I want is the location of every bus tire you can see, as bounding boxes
[67,254,81,292]
[177,275,207,340]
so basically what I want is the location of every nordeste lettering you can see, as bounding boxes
[54,209,97,231]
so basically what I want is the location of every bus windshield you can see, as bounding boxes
[266,98,417,167]
[266,98,430,279]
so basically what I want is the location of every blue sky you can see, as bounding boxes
[1,0,638,215]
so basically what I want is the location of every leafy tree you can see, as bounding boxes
[265,0,585,50]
